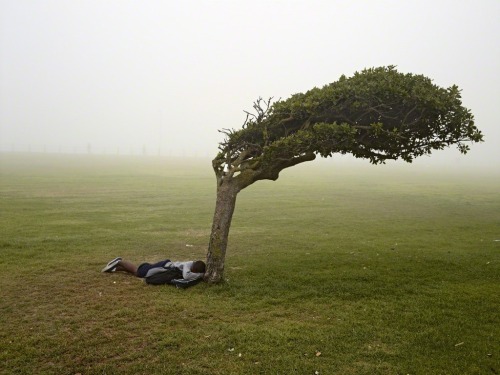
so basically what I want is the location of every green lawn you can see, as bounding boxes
[0,153,498,375]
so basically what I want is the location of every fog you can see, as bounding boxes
[1,0,499,170]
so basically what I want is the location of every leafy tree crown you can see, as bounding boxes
[214,66,483,184]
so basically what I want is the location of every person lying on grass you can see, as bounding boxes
[101,257,206,285]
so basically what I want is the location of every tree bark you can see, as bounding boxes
[204,154,315,283]
[204,178,240,283]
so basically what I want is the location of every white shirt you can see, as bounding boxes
[171,261,204,281]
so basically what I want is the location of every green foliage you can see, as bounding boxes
[215,67,483,183]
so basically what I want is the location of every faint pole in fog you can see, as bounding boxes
[158,108,163,156]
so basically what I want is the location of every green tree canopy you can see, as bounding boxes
[213,66,482,188]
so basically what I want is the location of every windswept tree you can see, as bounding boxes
[204,66,483,284]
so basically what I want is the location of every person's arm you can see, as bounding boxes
[181,261,203,281]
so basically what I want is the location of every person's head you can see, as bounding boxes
[191,260,206,274]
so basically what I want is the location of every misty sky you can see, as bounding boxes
[1,0,499,167]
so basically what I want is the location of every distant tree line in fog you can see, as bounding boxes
[0,143,212,158]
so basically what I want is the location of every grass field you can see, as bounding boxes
[0,153,498,375]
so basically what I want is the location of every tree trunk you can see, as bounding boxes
[204,179,239,283]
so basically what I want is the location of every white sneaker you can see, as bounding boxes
[101,257,122,273]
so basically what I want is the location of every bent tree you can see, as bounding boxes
[204,66,483,283]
